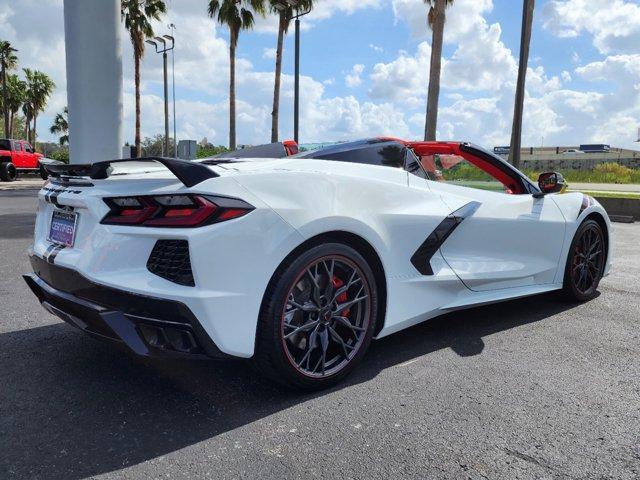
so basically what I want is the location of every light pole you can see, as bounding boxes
[274,0,310,144]
[146,35,174,156]
[293,4,311,145]
[166,24,177,158]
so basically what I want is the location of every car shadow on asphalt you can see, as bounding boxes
[0,293,578,479]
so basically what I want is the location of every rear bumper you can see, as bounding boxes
[24,254,231,359]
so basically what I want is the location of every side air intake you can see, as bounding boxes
[410,202,481,275]
[147,240,195,286]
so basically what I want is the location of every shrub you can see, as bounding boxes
[197,145,230,158]
[49,149,69,164]
[525,163,640,184]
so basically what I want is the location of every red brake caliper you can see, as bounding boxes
[332,276,350,317]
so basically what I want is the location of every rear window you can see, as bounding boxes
[0,139,11,151]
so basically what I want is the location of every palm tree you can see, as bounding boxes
[424,0,453,141]
[0,41,18,138]
[208,0,266,150]
[5,74,26,137]
[50,107,69,145]
[508,0,535,168]
[22,68,35,142]
[121,0,167,157]
[23,69,55,147]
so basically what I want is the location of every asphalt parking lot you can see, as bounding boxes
[1,189,638,479]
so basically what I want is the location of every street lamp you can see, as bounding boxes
[145,34,174,156]
[166,25,177,158]
[274,0,311,144]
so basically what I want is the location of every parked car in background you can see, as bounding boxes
[0,139,61,181]
[561,149,584,155]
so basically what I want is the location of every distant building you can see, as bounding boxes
[493,144,640,171]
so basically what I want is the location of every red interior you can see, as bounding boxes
[379,138,524,194]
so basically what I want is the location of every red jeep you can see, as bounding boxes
[0,138,49,181]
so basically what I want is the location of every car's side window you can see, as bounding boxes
[419,154,513,194]
[24,142,33,153]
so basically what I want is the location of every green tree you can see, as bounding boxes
[508,0,535,168]
[121,0,167,157]
[50,106,69,145]
[424,0,454,141]
[5,74,26,137]
[208,0,266,150]
[0,40,18,138]
[268,0,313,143]
[23,69,55,147]
[140,133,175,156]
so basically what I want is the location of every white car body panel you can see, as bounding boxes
[417,179,567,291]
[28,151,613,359]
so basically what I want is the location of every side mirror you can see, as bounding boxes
[536,171,566,196]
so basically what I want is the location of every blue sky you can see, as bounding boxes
[1,0,639,150]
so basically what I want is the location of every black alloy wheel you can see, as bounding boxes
[255,243,378,389]
[563,219,606,301]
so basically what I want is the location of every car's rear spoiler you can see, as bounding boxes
[44,156,219,188]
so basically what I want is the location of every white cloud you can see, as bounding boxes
[392,0,494,41]
[1,0,639,152]
[262,48,277,60]
[369,44,383,53]
[345,64,365,88]
[542,0,640,54]
[376,0,516,103]
[252,0,384,33]
[369,43,431,107]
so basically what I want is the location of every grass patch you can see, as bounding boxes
[524,163,640,184]
[568,190,640,200]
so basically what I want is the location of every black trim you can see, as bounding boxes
[44,156,218,188]
[410,201,481,275]
[25,255,229,359]
[45,245,65,264]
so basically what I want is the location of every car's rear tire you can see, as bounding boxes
[562,219,606,302]
[254,242,378,390]
[0,162,17,182]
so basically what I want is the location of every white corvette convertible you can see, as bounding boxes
[24,138,612,389]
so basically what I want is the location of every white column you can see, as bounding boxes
[63,0,123,164]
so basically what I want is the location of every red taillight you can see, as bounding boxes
[102,197,157,225]
[101,195,253,228]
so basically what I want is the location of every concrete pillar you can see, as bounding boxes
[63,0,123,164]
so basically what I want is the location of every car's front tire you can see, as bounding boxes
[254,242,378,390]
[0,161,17,182]
[562,219,606,302]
